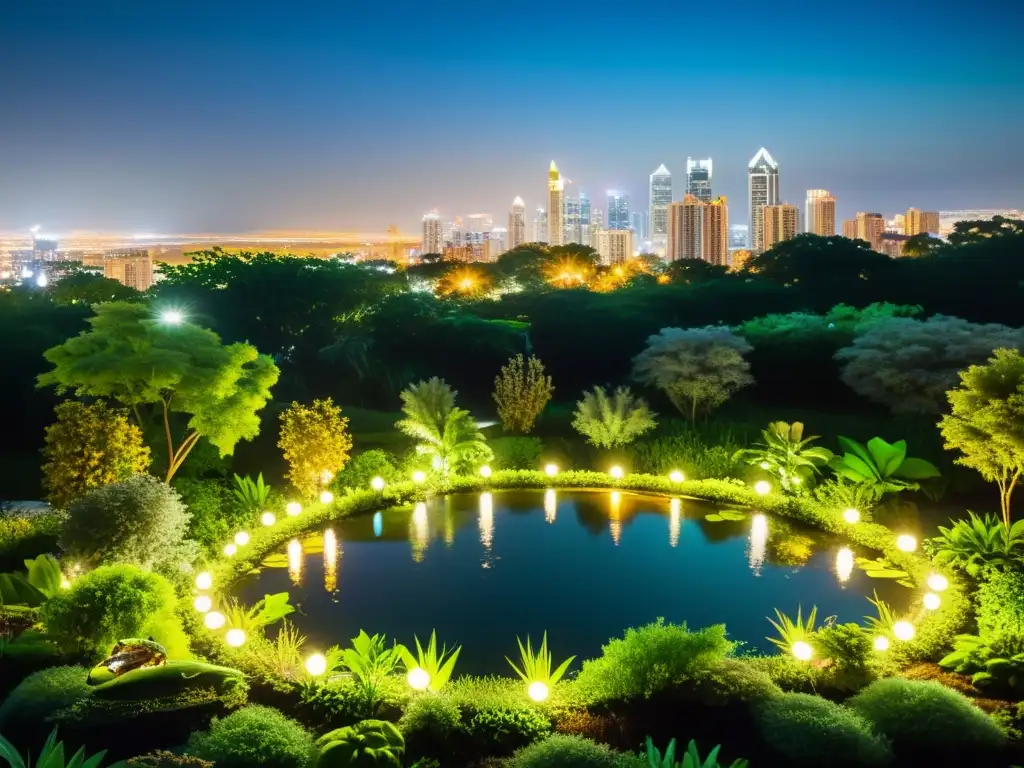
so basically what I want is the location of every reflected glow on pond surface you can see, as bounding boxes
[235,490,911,674]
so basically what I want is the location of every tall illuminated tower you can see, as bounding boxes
[508,197,526,250]
[547,161,564,245]
[607,191,629,231]
[805,190,836,236]
[649,164,672,256]
[579,191,591,244]
[748,148,780,253]
[686,158,713,203]
[422,212,443,255]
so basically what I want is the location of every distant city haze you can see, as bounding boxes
[1,0,1020,235]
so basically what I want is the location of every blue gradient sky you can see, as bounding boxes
[1,0,1020,235]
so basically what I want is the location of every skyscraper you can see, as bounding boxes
[649,164,672,256]
[805,190,836,236]
[104,249,154,291]
[856,212,885,252]
[547,161,564,245]
[842,219,857,239]
[487,228,508,260]
[508,197,526,250]
[564,192,581,244]
[748,148,780,253]
[667,194,728,265]
[533,208,547,243]
[631,210,646,240]
[762,204,798,248]
[729,225,749,250]
[607,191,629,230]
[579,191,591,245]
[593,230,634,265]
[905,208,940,236]
[703,197,729,266]
[422,212,443,255]
[686,158,713,203]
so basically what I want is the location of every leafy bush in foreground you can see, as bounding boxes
[490,437,545,470]
[399,694,464,760]
[175,477,250,552]
[572,386,656,449]
[753,692,892,767]
[185,705,315,768]
[506,734,642,768]
[976,570,1024,635]
[848,678,1006,760]
[466,708,551,755]
[573,620,733,703]
[0,665,91,734]
[315,719,405,767]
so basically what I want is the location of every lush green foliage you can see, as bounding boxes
[0,554,62,607]
[632,326,753,421]
[38,301,279,482]
[938,630,1024,692]
[333,450,402,491]
[926,512,1024,576]
[398,695,463,758]
[766,605,817,652]
[688,658,782,704]
[645,737,748,768]
[41,564,188,659]
[506,632,574,688]
[0,665,91,733]
[506,734,638,768]
[573,620,733,703]
[60,475,193,572]
[754,693,892,767]
[41,400,151,509]
[813,623,875,690]
[125,752,213,768]
[185,706,315,768]
[849,678,1006,760]
[232,473,271,515]
[465,709,551,755]
[338,631,406,715]
[939,347,1024,527]
[278,398,353,499]
[493,354,554,434]
[572,386,656,449]
[174,478,248,551]
[489,437,544,470]
[734,422,831,492]
[0,727,125,768]
[396,378,492,475]
[625,433,744,479]
[398,630,461,692]
[976,570,1024,636]
[314,720,404,768]
[827,435,940,500]
[836,315,1024,414]
[222,592,294,633]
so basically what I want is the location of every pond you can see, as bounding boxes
[232,490,913,674]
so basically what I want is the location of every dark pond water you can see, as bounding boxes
[233,490,912,674]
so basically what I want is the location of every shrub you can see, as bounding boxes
[506,734,640,768]
[573,620,734,703]
[399,694,464,759]
[625,434,745,479]
[689,658,781,704]
[814,622,875,691]
[315,719,405,767]
[278,398,353,499]
[490,437,545,470]
[334,450,402,491]
[466,708,551,754]
[753,693,892,767]
[185,705,315,768]
[493,354,554,434]
[175,477,250,551]
[572,386,656,449]
[127,752,215,768]
[849,678,1005,760]
[60,474,192,571]
[745,655,819,693]
[41,564,189,659]
[299,676,409,725]
[41,400,151,509]
[396,378,493,475]
[976,570,1024,635]
[925,512,1024,577]
[0,665,91,734]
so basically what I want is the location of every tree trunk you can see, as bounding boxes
[1002,470,1021,530]
[165,430,202,483]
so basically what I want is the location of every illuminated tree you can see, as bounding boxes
[42,400,152,509]
[493,354,554,433]
[38,302,279,482]
[396,377,492,475]
[541,255,595,288]
[901,234,943,257]
[572,385,656,449]
[436,265,493,298]
[939,348,1024,528]
[278,398,353,499]
[632,326,754,421]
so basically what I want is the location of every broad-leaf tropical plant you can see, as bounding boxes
[221,592,295,633]
[571,385,656,449]
[339,631,407,715]
[0,555,64,607]
[232,473,271,515]
[827,436,940,499]
[398,630,461,692]
[734,421,833,492]
[314,720,404,768]
[645,737,749,768]
[939,630,1024,693]
[506,632,575,688]
[396,378,492,476]
[925,512,1024,576]
[0,728,125,768]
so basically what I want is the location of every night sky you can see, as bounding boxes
[1,0,1020,235]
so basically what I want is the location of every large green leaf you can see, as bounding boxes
[24,554,63,598]
[895,456,941,480]
[839,453,877,481]
[253,592,294,627]
[837,436,875,471]
[867,437,906,478]
[0,573,47,607]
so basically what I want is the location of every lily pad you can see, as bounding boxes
[704,510,746,522]
[855,556,910,582]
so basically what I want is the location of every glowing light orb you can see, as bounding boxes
[320,470,335,484]
[161,310,184,325]
[923,592,941,610]
[873,635,890,652]
[544,464,558,477]
[927,573,948,592]
[893,621,915,641]
[305,653,327,677]
[479,465,493,479]
[204,611,225,630]
[527,681,549,702]
[225,629,246,647]
[791,641,813,661]
[319,491,334,504]
[286,502,302,517]
[668,470,684,483]
[370,476,386,492]
[432,456,443,470]
[195,572,213,590]
[608,465,624,480]
[791,476,802,486]
[234,531,250,546]
[261,511,276,526]
[843,508,860,524]
[60,578,71,589]
[407,667,431,691]
[194,595,213,613]
[896,534,917,552]
[223,543,237,556]
[754,481,771,496]
[412,470,426,483]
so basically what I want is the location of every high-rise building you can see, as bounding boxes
[842,219,858,239]
[703,196,729,266]
[487,228,508,260]
[593,229,634,265]
[856,212,885,252]
[564,193,581,244]
[668,195,728,265]
[607,191,629,230]
[905,208,940,236]
[508,197,526,250]
[805,190,836,236]
[649,164,672,256]
[422,212,443,255]
[591,207,605,231]
[579,191,591,245]
[547,161,564,245]
[729,224,749,250]
[631,210,647,240]
[762,204,799,248]
[748,148,780,253]
[532,208,547,243]
[686,158,713,203]
[104,249,154,291]
[880,233,911,258]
